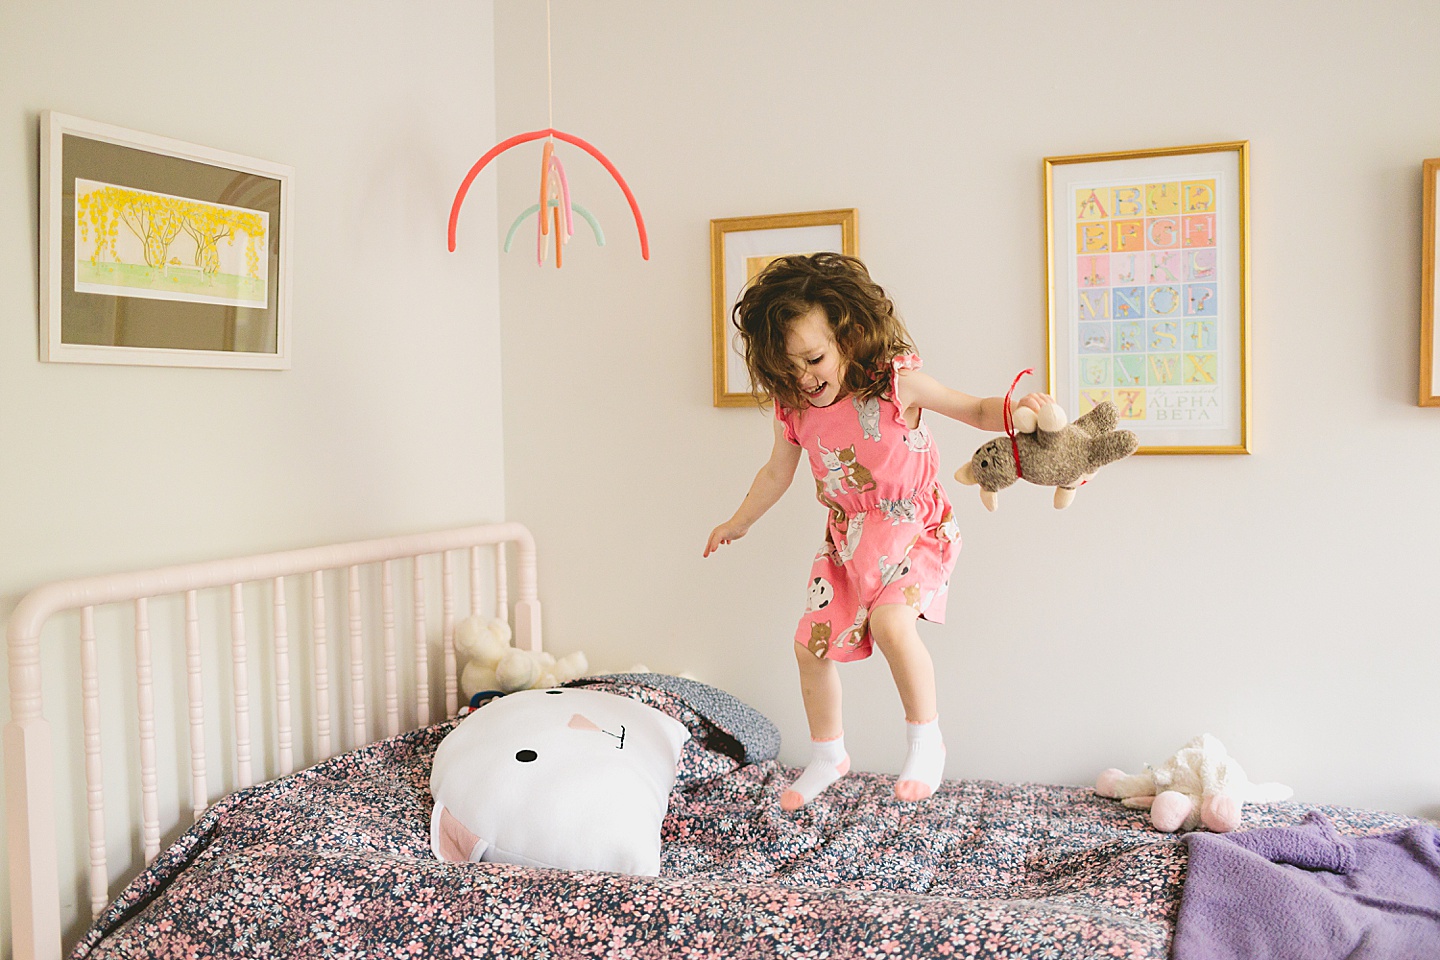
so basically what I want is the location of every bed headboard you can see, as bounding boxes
[5,522,541,960]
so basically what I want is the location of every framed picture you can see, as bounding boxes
[1044,142,1250,453]
[1421,158,1440,406]
[710,209,858,407]
[40,111,293,370]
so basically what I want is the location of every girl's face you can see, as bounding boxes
[784,307,846,407]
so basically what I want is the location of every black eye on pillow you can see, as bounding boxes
[515,750,538,762]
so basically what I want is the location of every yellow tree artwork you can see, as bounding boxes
[74,178,269,308]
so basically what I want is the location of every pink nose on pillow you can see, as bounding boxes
[568,713,600,731]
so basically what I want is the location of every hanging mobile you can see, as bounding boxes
[447,0,648,268]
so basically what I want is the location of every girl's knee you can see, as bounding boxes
[868,604,920,652]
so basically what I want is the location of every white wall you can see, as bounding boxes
[0,2,501,953]
[497,1,1440,820]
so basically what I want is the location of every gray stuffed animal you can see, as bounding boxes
[955,400,1138,510]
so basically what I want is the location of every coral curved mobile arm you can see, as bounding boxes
[448,127,649,260]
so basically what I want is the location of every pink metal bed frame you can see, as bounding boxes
[5,522,542,960]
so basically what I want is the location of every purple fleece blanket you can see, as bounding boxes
[1173,811,1440,959]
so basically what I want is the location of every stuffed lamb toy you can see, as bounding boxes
[456,615,589,697]
[1095,733,1293,833]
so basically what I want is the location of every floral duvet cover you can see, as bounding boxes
[73,678,1414,960]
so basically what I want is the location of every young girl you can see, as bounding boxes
[703,253,1048,808]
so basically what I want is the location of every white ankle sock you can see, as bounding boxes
[780,735,850,811]
[895,717,945,801]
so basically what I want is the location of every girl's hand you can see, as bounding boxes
[1011,391,1054,414]
[704,519,750,558]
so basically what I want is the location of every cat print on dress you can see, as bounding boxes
[818,442,878,495]
[817,446,848,496]
[936,506,961,543]
[902,584,923,610]
[903,422,933,453]
[807,621,831,658]
[878,535,920,587]
[876,494,919,526]
[834,513,866,563]
[807,576,834,612]
[836,605,869,650]
[815,479,847,527]
[852,396,882,441]
[835,446,877,493]
[877,552,912,587]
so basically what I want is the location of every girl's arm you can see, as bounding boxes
[704,419,803,557]
[894,369,1051,433]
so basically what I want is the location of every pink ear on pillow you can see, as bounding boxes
[431,803,487,862]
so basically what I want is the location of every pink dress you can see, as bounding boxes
[776,355,962,663]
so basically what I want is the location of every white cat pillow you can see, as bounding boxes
[429,687,689,876]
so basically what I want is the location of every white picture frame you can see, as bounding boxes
[40,111,293,370]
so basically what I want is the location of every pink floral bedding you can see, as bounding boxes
[72,682,1418,960]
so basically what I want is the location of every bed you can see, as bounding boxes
[5,522,1431,960]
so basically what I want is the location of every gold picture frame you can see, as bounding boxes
[710,209,858,407]
[1044,142,1251,453]
[1421,158,1440,406]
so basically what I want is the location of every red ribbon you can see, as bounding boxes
[1003,369,1033,480]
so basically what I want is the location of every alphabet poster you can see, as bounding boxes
[1072,179,1218,425]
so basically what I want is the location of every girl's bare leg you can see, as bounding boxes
[780,644,850,810]
[869,603,945,801]
[795,642,843,739]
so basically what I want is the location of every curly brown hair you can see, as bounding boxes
[731,253,915,411]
